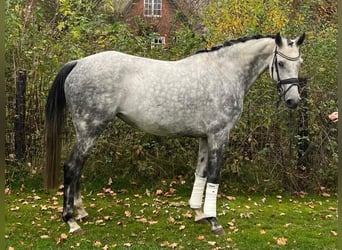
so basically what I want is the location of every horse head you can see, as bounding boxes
[270,32,305,108]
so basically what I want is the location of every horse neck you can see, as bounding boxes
[212,38,275,92]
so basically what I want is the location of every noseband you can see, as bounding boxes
[271,46,301,98]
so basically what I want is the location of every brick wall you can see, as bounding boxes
[126,0,180,46]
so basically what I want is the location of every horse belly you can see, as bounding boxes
[116,111,206,138]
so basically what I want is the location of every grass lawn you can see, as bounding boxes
[5,179,337,249]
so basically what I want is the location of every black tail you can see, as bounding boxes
[45,61,77,190]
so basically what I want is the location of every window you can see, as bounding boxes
[144,0,162,17]
[151,36,165,48]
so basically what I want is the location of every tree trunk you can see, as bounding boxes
[15,69,27,160]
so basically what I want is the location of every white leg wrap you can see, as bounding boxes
[189,175,207,209]
[204,183,219,218]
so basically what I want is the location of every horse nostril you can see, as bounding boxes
[285,99,298,109]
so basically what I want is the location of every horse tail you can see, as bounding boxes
[45,61,77,190]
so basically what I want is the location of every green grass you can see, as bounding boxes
[5,180,337,250]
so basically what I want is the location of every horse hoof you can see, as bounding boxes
[212,227,225,236]
[70,228,85,235]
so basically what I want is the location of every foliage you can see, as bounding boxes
[5,182,338,249]
[5,0,337,193]
[201,0,295,45]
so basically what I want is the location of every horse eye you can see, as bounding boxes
[278,61,284,67]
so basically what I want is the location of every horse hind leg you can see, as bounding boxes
[63,120,109,234]
[189,138,208,223]
[63,142,93,234]
[74,178,88,221]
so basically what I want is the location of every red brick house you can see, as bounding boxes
[124,0,187,47]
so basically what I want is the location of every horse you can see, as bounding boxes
[45,33,305,235]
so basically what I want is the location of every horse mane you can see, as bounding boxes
[196,34,276,54]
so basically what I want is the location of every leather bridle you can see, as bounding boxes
[271,46,302,99]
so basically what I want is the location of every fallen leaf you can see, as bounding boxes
[94,241,102,247]
[107,177,113,185]
[160,241,170,247]
[33,195,41,200]
[277,237,287,245]
[136,217,148,223]
[40,235,50,239]
[170,243,178,249]
[60,233,68,239]
[124,242,132,247]
[95,219,104,225]
[331,231,338,236]
[308,204,315,209]
[179,225,185,230]
[125,210,132,218]
[226,196,236,201]
[208,241,216,246]
[148,220,158,225]
[40,205,48,211]
[168,216,175,223]
[197,235,205,240]
[183,210,192,219]
[104,216,112,221]
[5,188,11,195]
[260,229,266,234]
[97,193,106,198]
[240,212,254,218]
[155,189,163,195]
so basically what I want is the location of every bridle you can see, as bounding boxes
[271,46,302,99]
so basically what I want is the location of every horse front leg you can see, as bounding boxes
[189,138,208,223]
[203,133,227,235]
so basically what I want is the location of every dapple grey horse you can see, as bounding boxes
[45,33,305,235]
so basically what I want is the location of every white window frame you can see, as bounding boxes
[144,0,162,17]
[151,36,166,48]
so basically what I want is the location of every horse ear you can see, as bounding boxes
[295,33,305,46]
[275,32,283,47]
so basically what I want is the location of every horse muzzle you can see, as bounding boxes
[278,78,301,109]
[285,97,300,109]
